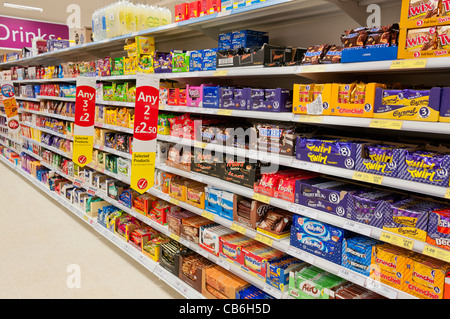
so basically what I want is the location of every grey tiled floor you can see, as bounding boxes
[0,162,183,299]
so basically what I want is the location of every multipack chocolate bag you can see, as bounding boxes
[321,45,342,64]
[302,44,331,64]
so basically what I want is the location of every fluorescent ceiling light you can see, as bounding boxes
[3,2,43,12]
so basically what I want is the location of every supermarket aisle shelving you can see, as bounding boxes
[0,161,183,299]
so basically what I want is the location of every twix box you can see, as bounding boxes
[403,254,450,299]
[400,0,450,29]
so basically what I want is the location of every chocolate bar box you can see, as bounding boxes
[296,136,360,169]
[295,177,365,220]
[290,215,352,264]
[349,190,400,228]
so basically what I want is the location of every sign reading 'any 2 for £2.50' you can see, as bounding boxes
[131,75,160,194]
[73,77,96,167]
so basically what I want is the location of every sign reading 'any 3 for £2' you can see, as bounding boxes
[131,74,160,194]
[73,77,96,167]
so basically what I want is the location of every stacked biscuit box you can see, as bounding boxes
[398,0,450,59]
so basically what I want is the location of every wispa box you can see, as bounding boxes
[250,88,292,112]
[295,136,359,170]
[221,87,251,111]
[396,145,450,188]
[348,190,399,229]
[294,177,361,220]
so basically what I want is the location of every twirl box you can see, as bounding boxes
[295,135,359,170]
[396,144,450,187]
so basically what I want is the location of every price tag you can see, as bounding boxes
[301,65,327,73]
[252,193,271,204]
[255,233,274,246]
[169,198,180,206]
[390,59,427,69]
[73,77,96,167]
[194,141,206,148]
[291,160,321,172]
[217,258,231,270]
[293,115,323,124]
[422,244,450,263]
[365,278,398,299]
[369,119,403,130]
[190,174,203,183]
[154,265,168,280]
[130,74,160,194]
[179,237,191,248]
[201,211,216,221]
[338,268,366,286]
[263,284,277,297]
[295,206,318,220]
[213,70,228,76]
[352,172,384,185]
[217,109,233,116]
[196,247,210,258]
[343,221,372,237]
[175,281,189,295]
[231,223,247,235]
[445,188,450,200]
[170,233,180,242]
[380,232,414,250]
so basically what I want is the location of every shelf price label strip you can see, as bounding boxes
[73,77,96,167]
[130,74,160,194]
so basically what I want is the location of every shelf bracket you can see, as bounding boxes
[323,0,368,26]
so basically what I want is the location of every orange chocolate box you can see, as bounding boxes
[403,253,450,299]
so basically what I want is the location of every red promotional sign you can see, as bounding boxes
[73,78,96,167]
[74,85,96,127]
[133,85,159,141]
[130,75,160,194]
